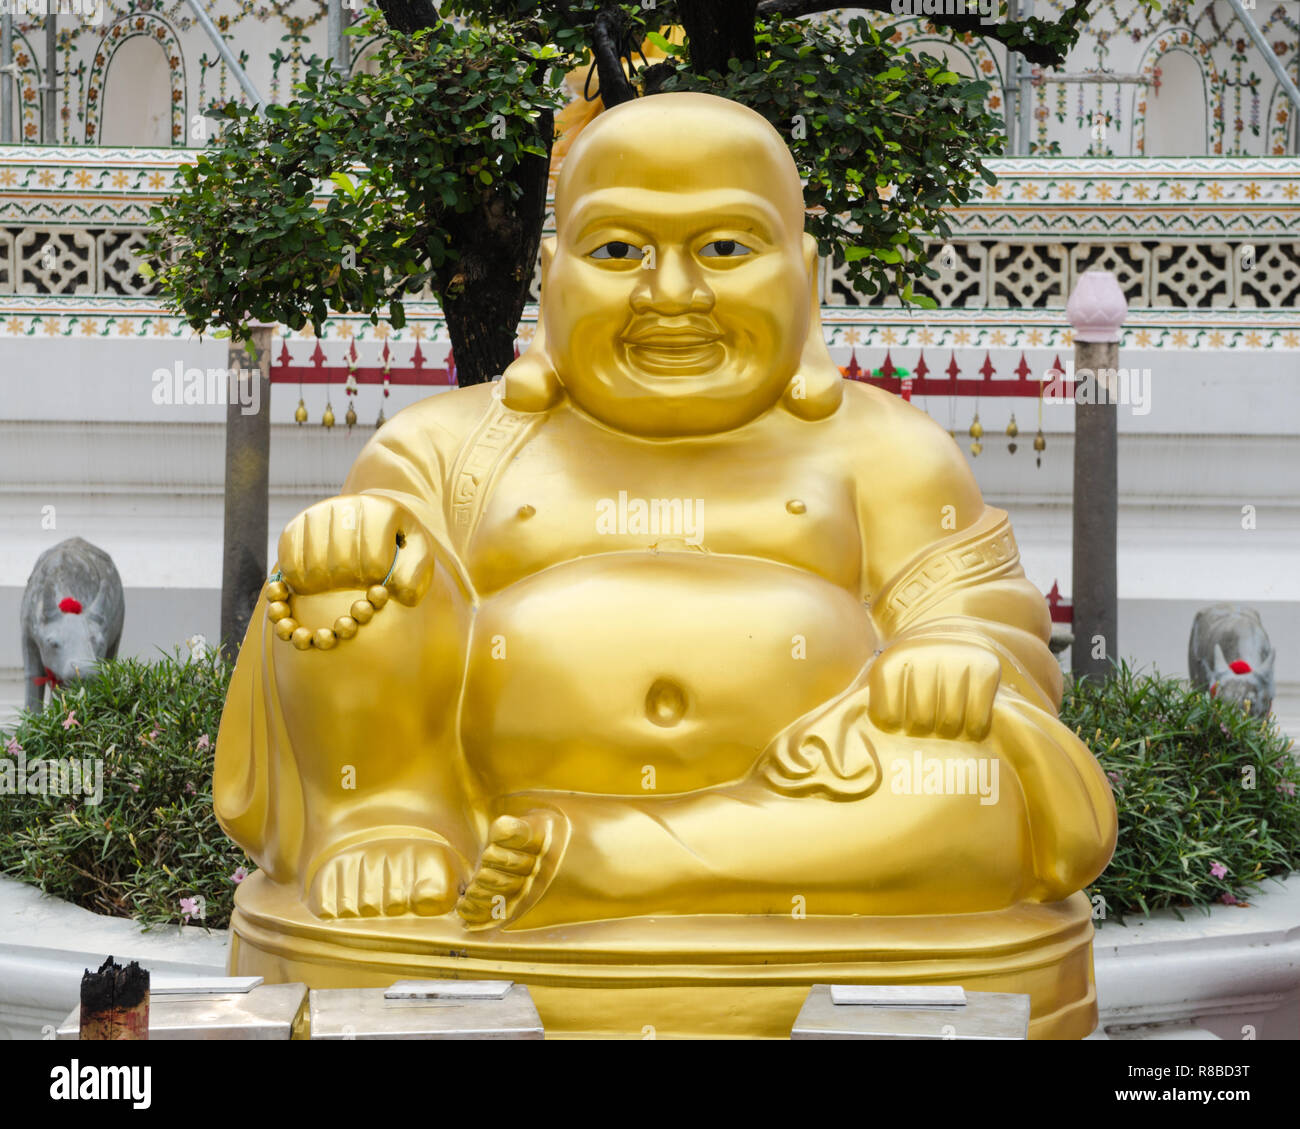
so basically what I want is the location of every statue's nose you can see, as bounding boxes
[631,247,713,315]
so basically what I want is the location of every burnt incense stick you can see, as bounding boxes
[79,956,149,1040]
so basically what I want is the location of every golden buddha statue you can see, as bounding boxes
[215,91,1115,1039]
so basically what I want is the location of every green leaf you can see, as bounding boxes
[645,31,684,58]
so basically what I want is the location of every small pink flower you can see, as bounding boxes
[196,733,210,751]
[62,711,77,730]
[129,782,140,792]
[1220,893,1238,905]
[184,781,196,795]
[4,736,20,756]
[1210,862,1229,879]
[232,866,248,884]
[1276,781,1296,797]
[179,896,199,921]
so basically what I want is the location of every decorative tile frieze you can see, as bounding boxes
[948,159,1300,240]
[0,297,1291,353]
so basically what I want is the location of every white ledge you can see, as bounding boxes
[1093,872,1300,1039]
[0,876,228,1040]
[1,872,1298,1039]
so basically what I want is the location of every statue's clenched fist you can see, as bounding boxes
[867,638,1002,741]
[276,494,435,606]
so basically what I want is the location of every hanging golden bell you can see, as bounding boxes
[322,402,335,429]
[376,406,386,429]
[345,403,357,430]
[1034,428,1046,467]
[970,440,983,457]
[1006,413,1019,439]
[968,412,983,441]
[294,397,308,425]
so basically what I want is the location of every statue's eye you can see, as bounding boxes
[699,240,752,258]
[589,241,639,260]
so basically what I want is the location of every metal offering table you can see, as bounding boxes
[57,977,307,1040]
[791,985,1031,1040]
[307,980,544,1040]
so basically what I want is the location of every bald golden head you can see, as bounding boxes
[508,92,841,435]
[555,93,808,242]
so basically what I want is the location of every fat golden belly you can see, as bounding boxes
[461,552,876,796]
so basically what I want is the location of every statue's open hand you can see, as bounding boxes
[306,836,460,919]
[867,638,1001,741]
[276,494,434,606]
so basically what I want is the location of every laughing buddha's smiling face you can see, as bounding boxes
[543,93,815,437]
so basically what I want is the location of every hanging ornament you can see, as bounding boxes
[344,371,358,433]
[1034,429,1046,468]
[322,401,335,429]
[377,376,390,430]
[1006,412,1019,454]
[294,397,308,425]
[968,410,983,456]
[970,440,983,458]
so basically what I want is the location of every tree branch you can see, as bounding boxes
[373,0,443,35]
[754,0,1094,69]
[592,7,637,107]
[679,0,759,73]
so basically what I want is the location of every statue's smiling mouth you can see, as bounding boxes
[622,319,725,376]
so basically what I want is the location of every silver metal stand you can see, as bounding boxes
[791,985,1031,1040]
[308,980,544,1040]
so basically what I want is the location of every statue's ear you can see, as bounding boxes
[1212,642,1229,674]
[502,236,563,412]
[781,232,843,420]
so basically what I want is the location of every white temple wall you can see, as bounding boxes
[2,334,1297,732]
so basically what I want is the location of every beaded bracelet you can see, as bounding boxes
[264,549,398,651]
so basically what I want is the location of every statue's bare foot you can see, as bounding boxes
[456,815,550,926]
[306,835,460,919]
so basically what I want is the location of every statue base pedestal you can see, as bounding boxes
[229,873,1098,1039]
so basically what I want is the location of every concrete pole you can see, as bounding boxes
[2,15,13,145]
[184,0,264,109]
[220,326,273,655]
[1018,0,1035,154]
[1067,270,1128,680]
[1004,0,1019,155]
[328,0,350,75]
[43,13,56,144]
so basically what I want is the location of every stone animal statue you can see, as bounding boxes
[20,537,124,714]
[1189,603,1275,718]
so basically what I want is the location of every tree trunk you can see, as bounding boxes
[437,109,554,387]
[679,0,759,73]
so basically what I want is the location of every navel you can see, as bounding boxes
[645,677,687,728]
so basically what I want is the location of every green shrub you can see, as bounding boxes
[4,653,1296,931]
[0,649,251,929]
[1061,662,1300,923]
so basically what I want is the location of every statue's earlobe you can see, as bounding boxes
[782,233,843,420]
[502,236,564,412]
